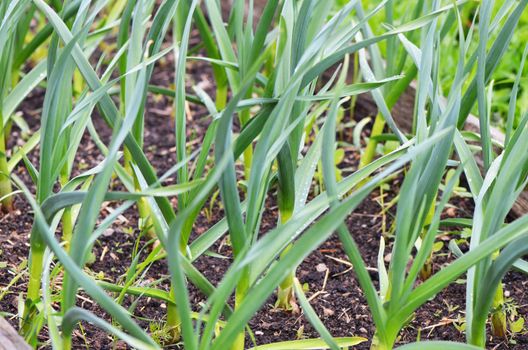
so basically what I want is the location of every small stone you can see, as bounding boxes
[446,207,457,217]
[261,322,271,330]
[103,228,114,237]
[323,307,335,316]
[316,263,328,272]
[359,327,368,334]
[114,341,127,350]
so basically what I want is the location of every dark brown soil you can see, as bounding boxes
[1,25,527,350]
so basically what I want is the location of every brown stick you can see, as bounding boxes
[0,317,31,350]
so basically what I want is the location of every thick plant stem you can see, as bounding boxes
[0,117,13,213]
[166,287,182,342]
[216,84,228,111]
[239,97,253,182]
[419,197,436,280]
[469,300,497,348]
[276,244,296,309]
[62,207,73,250]
[135,184,154,238]
[123,147,133,176]
[491,283,507,339]
[419,254,433,281]
[276,212,295,310]
[232,268,250,350]
[0,30,13,213]
[59,166,72,350]
[277,259,295,309]
[242,144,253,181]
[470,266,508,346]
[489,252,507,341]
[124,147,155,238]
[276,144,296,310]
[22,228,45,342]
[60,170,73,250]
[240,119,252,181]
[359,113,386,170]
[370,332,390,350]
[73,68,83,97]
[137,195,153,235]
[358,65,417,169]
[26,240,45,303]
[62,334,71,350]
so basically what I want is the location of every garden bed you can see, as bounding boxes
[1,54,527,348]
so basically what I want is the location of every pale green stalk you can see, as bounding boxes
[0,2,18,213]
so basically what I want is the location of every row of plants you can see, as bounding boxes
[1,0,527,349]
[363,0,528,131]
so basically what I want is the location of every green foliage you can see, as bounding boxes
[2,1,528,350]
